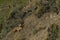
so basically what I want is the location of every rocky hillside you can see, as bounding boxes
[0,0,60,40]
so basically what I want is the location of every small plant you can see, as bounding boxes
[33,29,39,34]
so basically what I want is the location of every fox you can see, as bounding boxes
[13,24,22,32]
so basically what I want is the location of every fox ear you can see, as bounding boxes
[14,30,17,32]
[18,30,21,32]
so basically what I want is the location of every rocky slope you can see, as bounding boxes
[0,0,60,40]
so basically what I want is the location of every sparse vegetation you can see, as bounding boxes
[47,23,59,40]
[0,0,29,40]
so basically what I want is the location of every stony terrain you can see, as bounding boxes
[0,0,60,40]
